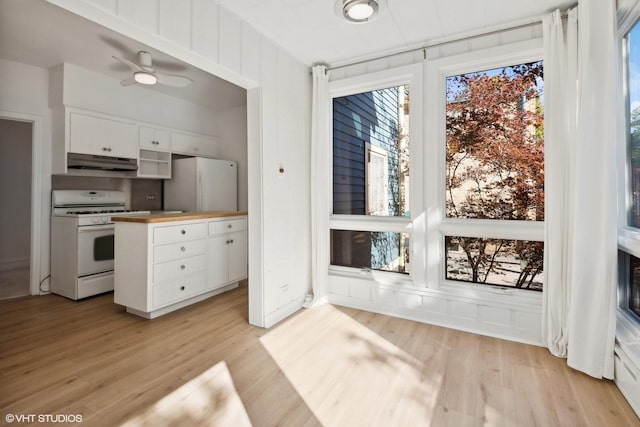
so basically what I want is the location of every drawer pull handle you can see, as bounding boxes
[181,229,186,235]
[228,224,232,228]
[180,246,186,252]
[180,286,185,291]
[229,239,234,244]
[180,265,186,270]
[226,240,230,244]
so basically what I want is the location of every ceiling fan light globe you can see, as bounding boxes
[134,71,157,85]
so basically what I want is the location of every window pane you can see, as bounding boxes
[445,61,544,221]
[622,251,640,317]
[333,85,410,216]
[445,236,543,290]
[630,255,640,317]
[629,22,640,227]
[331,230,410,274]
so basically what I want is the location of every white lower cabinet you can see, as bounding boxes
[114,215,247,318]
[209,231,247,289]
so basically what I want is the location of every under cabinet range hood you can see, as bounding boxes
[67,153,138,172]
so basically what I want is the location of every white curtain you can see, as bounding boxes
[542,0,618,379]
[566,0,618,379]
[542,8,577,359]
[305,64,331,308]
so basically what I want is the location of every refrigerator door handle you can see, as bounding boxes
[197,170,203,211]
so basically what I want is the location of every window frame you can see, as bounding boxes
[328,64,424,283]
[425,39,545,294]
[617,3,640,326]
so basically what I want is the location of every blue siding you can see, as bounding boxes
[332,87,401,215]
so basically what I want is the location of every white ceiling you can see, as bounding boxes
[0,0,247,112]
[0,0,574,108]
[219,0,575,66]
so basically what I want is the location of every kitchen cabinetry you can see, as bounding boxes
[138,126,171,178]
[171,130,219,158]
[52,106,221,175]
[139,126,170,150]
[208,218,247,289]
[138,149,171,178]
[69,111,138,158]
[113,213,248,318]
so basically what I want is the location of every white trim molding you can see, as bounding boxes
[0,110,45,296]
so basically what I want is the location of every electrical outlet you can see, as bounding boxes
[281,284,289,293]
[146,194,156,200]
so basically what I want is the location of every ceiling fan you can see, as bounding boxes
[112,51,193,87]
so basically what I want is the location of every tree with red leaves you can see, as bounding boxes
[445,61,544,289]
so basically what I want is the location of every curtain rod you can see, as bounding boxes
[325,10,570,73]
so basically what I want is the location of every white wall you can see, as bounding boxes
[0,58,52,290]
[47,0,312,326]
[50,63,220,136]
[0,119,32,269]
[329,25,543,80]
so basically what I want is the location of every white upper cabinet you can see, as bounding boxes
[139,126,170,151]
[69,111,138,158]
[171,130,219,158]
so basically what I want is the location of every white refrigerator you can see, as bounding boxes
[164,157,238,211]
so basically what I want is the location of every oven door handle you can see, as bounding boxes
[77,225,115,233]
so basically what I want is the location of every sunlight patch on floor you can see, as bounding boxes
[121,361,252,427]
[259,304,444,426]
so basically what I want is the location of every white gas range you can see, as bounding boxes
[51,190,149,300]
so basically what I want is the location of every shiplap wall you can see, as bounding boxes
[327,25,546,346]
[0,59,52,294]
[47,0,311,327]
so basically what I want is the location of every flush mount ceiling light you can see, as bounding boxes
[334,0,386,24]
[134,71,158,85]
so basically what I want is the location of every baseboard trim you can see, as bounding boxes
[328,293,543,346]
[264,297,305,328]
[0,257,29,272]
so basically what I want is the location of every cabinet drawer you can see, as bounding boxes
[154,239,206,263]
[152,271,206,308]
[153,254,206,283]
[209,218,247,236]
[154,222,207,244]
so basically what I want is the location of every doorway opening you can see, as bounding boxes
[0,118,32,299]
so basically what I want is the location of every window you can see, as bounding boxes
[445,62,544,222]
[445,236,543,290]
[619,251,640,317]
[332,86,409,217]
[619,18,640,322]
[329,65,418,277]
[331,230,410,273]
[439,59,545,291]
[629,20,640,228]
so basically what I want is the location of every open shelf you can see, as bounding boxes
[138,149,171,178]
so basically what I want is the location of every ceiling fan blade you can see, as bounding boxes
[120,76,137,86]
[113,55,142,72]
[156,73,193,87]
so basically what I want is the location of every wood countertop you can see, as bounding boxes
[112,211,248,224]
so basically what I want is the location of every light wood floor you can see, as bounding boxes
[1,284,638,427]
